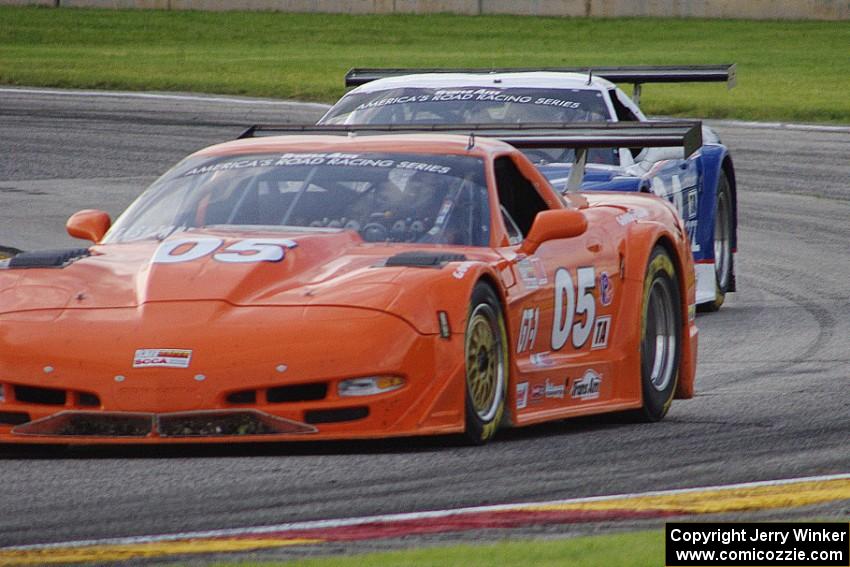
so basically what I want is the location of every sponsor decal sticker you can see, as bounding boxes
[500,266,515,288]
[516,382,529,410]
[183,154,454,177]
[530,383,545,402]
[516,257,548,290]
[599,272,613,306]
[133,349,192,369]
[530,352,556,367]
[544,378,566,399]
[531,257,548,285]
[687,189,698,220]
[591,316,612,350]
[571,369,602,400]
[452,261,475,280]
[616,208,649,226]
[688,303,696,322]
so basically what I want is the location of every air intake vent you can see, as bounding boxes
[0,411,30,425]
[226,390,257,404]
[385,251,467,268]
[78,392,101,407]
[13,412,153,437]
[305,406,369,424]
[158,410,316,437]
[267,383,327,403]
[8,248,90,269]
[15,385,66,406]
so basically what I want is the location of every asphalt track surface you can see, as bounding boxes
[0,88,848,555]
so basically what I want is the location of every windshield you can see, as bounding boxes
[323,87,611,125]
[105,152,491,247]
[322,87,617,165]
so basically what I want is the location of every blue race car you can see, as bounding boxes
[320,65,737,310]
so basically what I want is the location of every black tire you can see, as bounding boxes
[699,171,734,312]
[461,283,508,445]
[637,246,682,421]
[0,246,21,260]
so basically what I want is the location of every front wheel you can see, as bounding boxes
[637,246,682,421]
[461,283,508,445]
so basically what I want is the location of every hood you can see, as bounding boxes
[0,229,450,315]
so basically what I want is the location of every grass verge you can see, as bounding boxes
[212,529,663,567]
[1,7,849,123]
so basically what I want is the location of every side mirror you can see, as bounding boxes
[519,209,587,255]
[66,209,112,243]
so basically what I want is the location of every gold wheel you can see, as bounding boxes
[466,305,501,421]
[462,283,507,445]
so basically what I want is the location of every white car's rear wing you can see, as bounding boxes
[236,121,702,192]
[344,65,736,104]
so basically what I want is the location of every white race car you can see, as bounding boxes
[320,65,738,310]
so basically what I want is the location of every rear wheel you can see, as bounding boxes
[637,246,682,421]
[462,283,507,445]
[701,172,734,312]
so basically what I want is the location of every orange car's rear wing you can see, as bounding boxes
[344,65,736,104]
[236,121,702,192]
[237,121,701,156]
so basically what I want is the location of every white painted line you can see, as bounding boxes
[5,472,849,551]
[0,87,331,110]
[706,119,850,134]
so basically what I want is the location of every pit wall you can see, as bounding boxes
[7,0,850,20]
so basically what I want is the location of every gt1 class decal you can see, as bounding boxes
[133,349,192,369]
[599,272,613,306]
[516,307,540,353]
[516,382,529,410]
[571,369,602,400]
[152,237,297,265]
[516,257,548,290]
[591,316,612,350]
[551,266,596,351]
[544,378,566,399]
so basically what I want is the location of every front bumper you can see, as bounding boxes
[0,302,466,444]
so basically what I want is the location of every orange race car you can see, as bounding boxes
[0,123,698,445]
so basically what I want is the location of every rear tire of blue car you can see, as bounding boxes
[636,246,682,422]
[461,283,508,445]
[0,246,21,260]
[700,171,734,312]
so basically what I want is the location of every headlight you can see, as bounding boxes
[338,376,404,397]
[0,384,5,403]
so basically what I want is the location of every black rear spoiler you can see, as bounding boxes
[236,121,702,192]
[237,121,701,158]
[344,65,736,104]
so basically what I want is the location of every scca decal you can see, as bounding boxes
[152,237,297,265]
[551,266,597,351]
